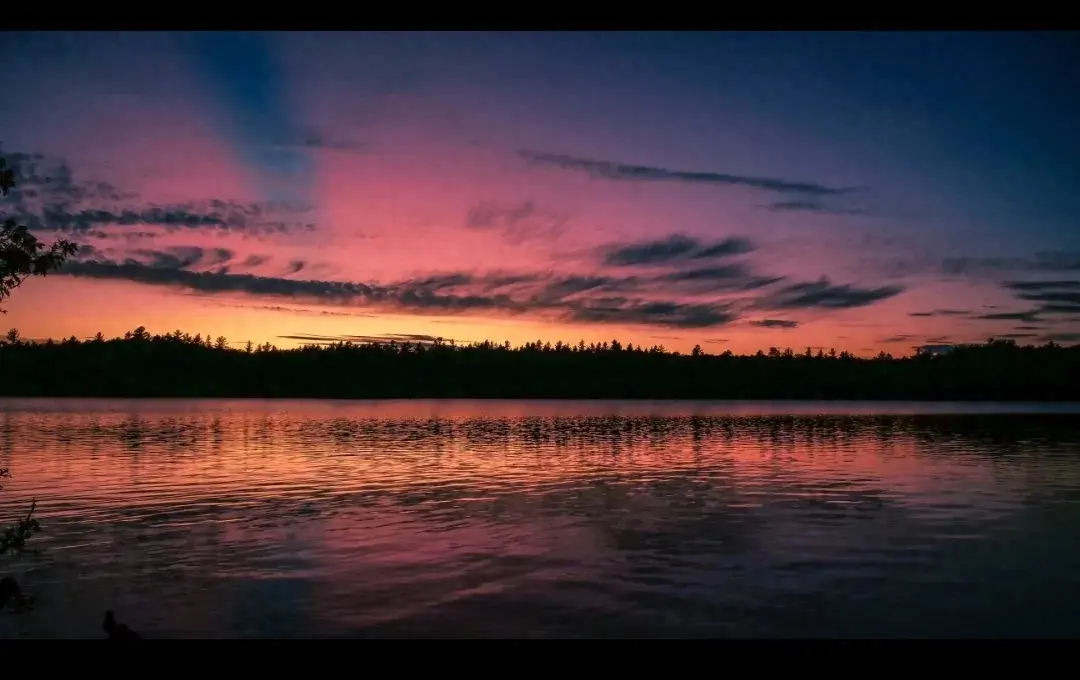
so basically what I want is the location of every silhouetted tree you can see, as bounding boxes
[0,155,78,313]
[1,153,79,595]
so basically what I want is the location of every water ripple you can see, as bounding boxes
[2,398,1080,638]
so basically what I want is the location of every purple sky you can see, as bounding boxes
[2,31,1078,354]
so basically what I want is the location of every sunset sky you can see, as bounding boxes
[2,31,1078,356]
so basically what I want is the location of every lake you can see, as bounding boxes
[2,398,1080,638]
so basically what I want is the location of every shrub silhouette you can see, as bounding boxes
[1,152,77,608]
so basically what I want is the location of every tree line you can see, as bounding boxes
[2,327,1078,401]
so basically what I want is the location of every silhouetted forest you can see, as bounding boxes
[2,326,1079,400]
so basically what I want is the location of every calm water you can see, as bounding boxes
[2,398,1080,638]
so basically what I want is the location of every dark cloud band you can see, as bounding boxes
[602,234,755,267]
[520,150,858,197]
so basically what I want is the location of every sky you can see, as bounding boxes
[1,31,1079,356]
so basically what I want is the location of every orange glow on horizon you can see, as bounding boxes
[2,275,1006,359]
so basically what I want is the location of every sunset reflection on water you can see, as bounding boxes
[2,398,1080,638]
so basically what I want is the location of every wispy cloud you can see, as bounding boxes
[657,265,782,291]
[749,319,799,329]
[567,298,737,328]
[207,301,378,318]
[241,255,270,268]
[519,150,858,197]
[54,231,911,331]
[134,246,234,269]
[601,234,755,267]
[908,309,972,317]
[275,129,367,153]
[1040,305,1080,316]
[0,148,315,237]
[999,279,1080,317]
[1003,280,1080,292]
[758,278,905,311]
[0,150,134,202]
[762,200,870,216]
[62,259,384,304]
[465,200,567,243]
[7,204,313,236]
[943,252,1080,276]
[974,310,1042,322]
[1010,290,1080,307]
[58,254,743,329]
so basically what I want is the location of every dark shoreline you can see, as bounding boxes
[4,332,1079,402]
[5,394,1080,404]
